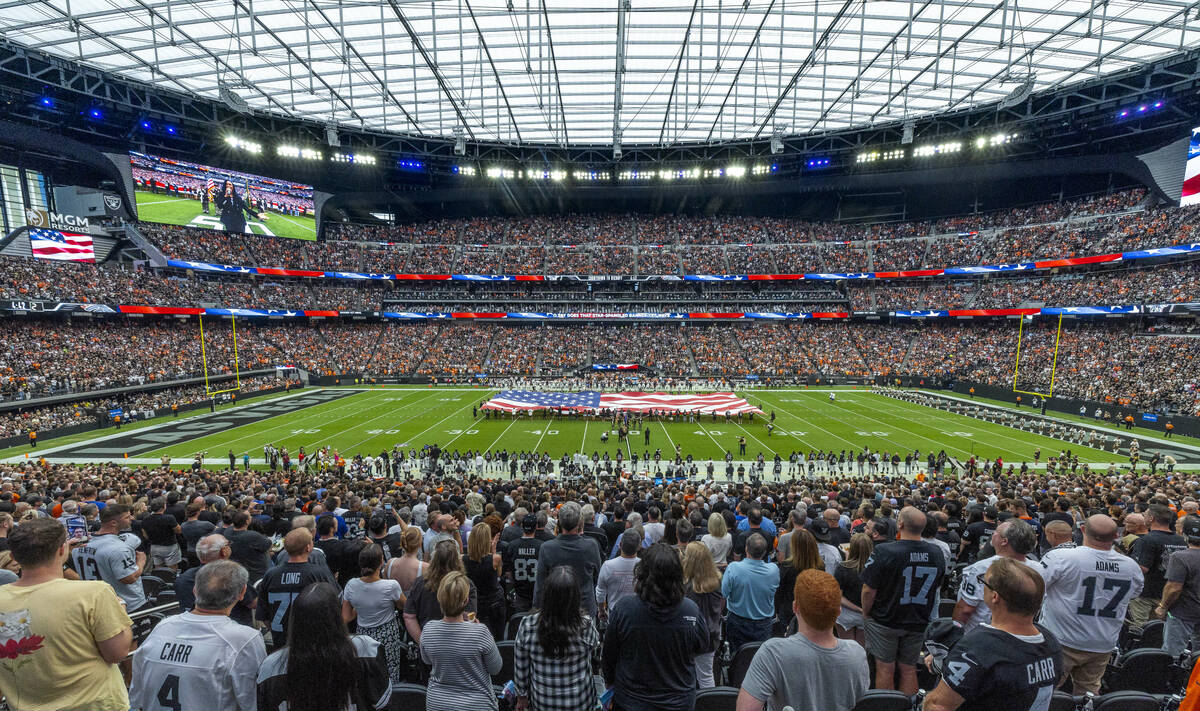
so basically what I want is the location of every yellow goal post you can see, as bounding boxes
[1012,312,1063,399]
[199,314,242,397]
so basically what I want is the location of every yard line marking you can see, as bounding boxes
[746,391,859,450]
[810,393,973,458]
[486,417,522,453]
[741,392,820,451]
[293,389,442,453]
[532,413,557,453]
[188,389,402,455]
[658,420,677,456]
[346,390,493,453]
[580,419,589,454]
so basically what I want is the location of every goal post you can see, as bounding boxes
[199,314,242,397]
[1012,313,1063,399]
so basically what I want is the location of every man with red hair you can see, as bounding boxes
[735,568,868,711]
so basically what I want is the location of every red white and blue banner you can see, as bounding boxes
[480,390,763,414]
[593,364,639,370]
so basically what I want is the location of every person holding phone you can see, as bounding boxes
[214,179,267,234]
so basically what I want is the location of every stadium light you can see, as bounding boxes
[165,126,176,135]
[573,170,608,181]
[330,152,374,165]
[725,165,747,178]
[856,149,904,164]
[1116,100,1165,120]
[805,158,832,168]
[486,166,515,179]
[277,145,323,160]
[752,164,778,175]
[225,135,262,154]
[39,97,53,107]
[398,159,425,172]
[912,141,961,157]
[140,120,152,130]
[87,108,103,119]
[618,169,652,180]
[452,165,476,176]
[974,133,1017,149]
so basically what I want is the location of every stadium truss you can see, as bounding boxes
[1,0,1198,148]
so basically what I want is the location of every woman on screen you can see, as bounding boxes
[214,179,267,234]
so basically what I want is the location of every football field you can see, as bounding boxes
[135,190,317,240]
[18,387,1199,472]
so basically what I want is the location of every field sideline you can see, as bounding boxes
[16,386,1195,472]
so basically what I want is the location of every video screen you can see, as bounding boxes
[1182,127,1200,207]
[130,151,316,240]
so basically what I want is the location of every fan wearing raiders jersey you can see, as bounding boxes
[1038,514,1143,695]
[72,504,148,612]
[861,507,946,696]
[130,561,265,711]
[924,558,1062,711]
[954,519,1040,633]
[257,529,336,642]
[257,582,391,711]
[502,515,544,613]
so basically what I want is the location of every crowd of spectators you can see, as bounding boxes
[4,409,1195,711]
[139,188,1155,276]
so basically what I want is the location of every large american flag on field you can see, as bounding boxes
[29,229,95,263]
[481,390,763,415]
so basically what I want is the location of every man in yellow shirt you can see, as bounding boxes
[0,519,132,711]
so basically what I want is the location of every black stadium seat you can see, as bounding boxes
[724,641,762,690]
[1133,620,1164,650]
[492,640,516,685]
[1049,691,1081,711]
[1091,691,1163,711]
[505,611,533,640]
[1104,648,1174,694]
[693,686,739,711]
[150,567,177,584]
[389,683,426,710]
[141,575,165,601]
[851,689,913,711]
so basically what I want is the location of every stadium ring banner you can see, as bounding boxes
[159,241,1200,284]
[2,300,1197,319]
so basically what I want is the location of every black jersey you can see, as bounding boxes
[960,521,996,561]
[502,536,544,601]
[940,624,1062,711]
[256,562,337,637]
[860,540,946,631]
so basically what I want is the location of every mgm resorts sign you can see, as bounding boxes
[24,209,95,233]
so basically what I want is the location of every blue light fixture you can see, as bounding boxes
[88,108,103,119]
[165,126,176,134]
[141,121,152,130]
[39,97,53,107]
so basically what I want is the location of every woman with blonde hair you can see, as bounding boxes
[700,512,731,570]
[775,528,823,627]
[384,526,425,597]
[834,533,874,645]
[683,541,725,688]
[462,523,504,640]
[403,539,477,643]
[420,571,502,711]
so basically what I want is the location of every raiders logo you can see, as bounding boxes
[103,194,122,211]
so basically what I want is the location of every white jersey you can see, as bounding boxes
[1039,545,1144,653]
[72,532,146,612]
[130,612,266,711]
[958,554,1042,632]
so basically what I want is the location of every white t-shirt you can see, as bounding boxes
[342,577,404,628]
[958,555,1042,632]
[1039,545,1145,652]
[130,612,266,711]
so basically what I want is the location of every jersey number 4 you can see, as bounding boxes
[1076,576,1132,618]
[157,674,181,711]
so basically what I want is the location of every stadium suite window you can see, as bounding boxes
[0,165,24,235]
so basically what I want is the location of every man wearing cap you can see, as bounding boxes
[502,513,544,613]
[1158,515,1200,657]
[809,519,844,575]
[1130,504,1187,630]
[958,506,997,563]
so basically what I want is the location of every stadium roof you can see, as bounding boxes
[1,0,1196,147]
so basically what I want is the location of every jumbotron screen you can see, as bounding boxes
[129,151,316,240]
[1182,126,1200,207]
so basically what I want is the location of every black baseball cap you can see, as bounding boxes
[522,514,537,532]
[1183,516,1200,539]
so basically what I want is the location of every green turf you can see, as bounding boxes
[135,190,317,241]
[124,387,1146,468]
[0,388,306,460]
[941,389,1200,448]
